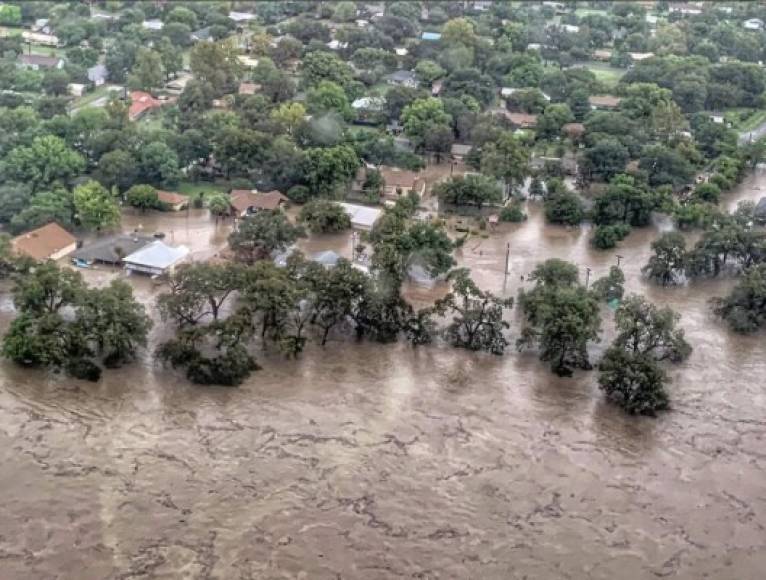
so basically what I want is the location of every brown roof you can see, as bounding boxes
[379,166,422,189]
[562,122,585,136]
[238,82,262,95]
[19,54,61,68]
[592,49,612,60]
[230,190,288,213]
[506,112,538,128]
[589,95,622,108]
[12,222,76,261]
[157,190,189,206]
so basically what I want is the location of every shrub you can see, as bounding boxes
[499,202,527,223]
[591,223,631,250]
[287,185,311,203]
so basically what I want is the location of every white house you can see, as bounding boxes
[123,241,189,277]
[339,203,383,232]
[87,64,108,86]
[229,11,256,22]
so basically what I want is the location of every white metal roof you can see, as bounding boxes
[339,203,383,229]
[123,241,189,269]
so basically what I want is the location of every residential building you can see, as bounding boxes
[237,55,260,68]
[744,18,764,31]
[754,197,766,224]
[395,47,408,57]
[68,83,86,97]
[238,82,262,95]
[191,27,212,42]
[72,235,155,266]
[11,223,76,262]
[668,3,702,16]
[17,54,63,70]
[123,241,189,277]
[421,31,442,41]
[157,190,190,211]
[378,166,426,199]
[142,19,164,31]
[431,80,443,96]
[32,18,51,34]
[128,91,166,121]
[450,143,473,161]
[592,49,613,61]
[561,24,580,34]
[589,95,622,110]
[229,190,289,217]
[229,11,256,22]
[339,203,383,231]
[629,52,655,62]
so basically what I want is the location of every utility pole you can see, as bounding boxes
[503,242,510,280]
[616,254,623,267]
[585,266,592,289]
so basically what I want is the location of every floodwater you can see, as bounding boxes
[1,172,765,579]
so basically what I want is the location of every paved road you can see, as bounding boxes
[738,121,766,145]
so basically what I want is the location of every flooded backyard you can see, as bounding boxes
[0,170,765,579]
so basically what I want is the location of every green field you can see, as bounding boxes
[725,108,766,132]
[580,62,626,86]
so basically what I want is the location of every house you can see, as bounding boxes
[744,18,764,31]
[562,122,586,140]
[19,31,59,46]
[87,64,108,86]
[385,70,418,88]
[378,166,426,199]
[17,54,63,70]
[238,82,262,95]
[421,31,442,41]
[593,49,613,61]
[542,1,568,13]
[157,190,189,211]
[229,11,256,22]
[646,13,658,25]
[191,27,212,42]
[311,250,342,269]
[395,47,408,57]
[11,223,76,262]
[123,241,189,277]
[500,87,551,101]
[229,190,289,217]
[708,112,725,124]
[142,19,164,31]
[451,143,473,161]
[128,91,165,121]
[754,197,766,224]
[490,110,539,129]
[339,203,383,231]
[237,55,260,68]
[71,234,155,266]
[561,24,580,34]
[68,83,86,97]
[589,95,622,110]
[629,52,655,62]
[355,19,369,28]
[431,80,443,96]
[352,96,385,112]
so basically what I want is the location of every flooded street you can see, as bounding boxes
[1,172,765,579]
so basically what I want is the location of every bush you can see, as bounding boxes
[708,173,732,191]
[287,185,311,203]
[499,202,527,223]
[186,346,259,386]
[692,182,721,204]
[591,223,631,250]
[298,199,351,233]
[66,358,102,382]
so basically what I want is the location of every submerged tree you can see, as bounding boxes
[228,210,305,264]
[711,264,766,333]
[435,269,514,354]
[517,259,601,376]
[591,266,625,302]
[599,295,691,415]
[642,232,687,285]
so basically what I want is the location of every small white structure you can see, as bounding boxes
[501,87,551,101]
[142,19,164,31]
[236,55,260,68]
[87,64,108,86]
[629,52,655,62]
[229,11,256,22]
[123,241,189,276]
[744,18,764,31]
[395,47,408,57]
[327,39,348,50]
[68,83,86,97]
[561,24,580,34]
[339,203,383,232]
[352,96,385,111]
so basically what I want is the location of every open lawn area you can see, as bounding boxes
[578,62,627,86]
[725,108,766,132]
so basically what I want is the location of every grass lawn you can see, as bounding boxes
[27,44,63,58]
[176,181,230,197]
[72,84,114,108]
[580,62,626,86]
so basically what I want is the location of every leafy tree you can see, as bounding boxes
[73,180,121,231]
[642,232,687,286]
[12,261,85,315]
[42,69,70,96]
[639,145,695,188]
[128,48,163,90]
[76,280,151,367]
[125,184,160,212]
[711,264,766,333]
[299,145,359,196]
[401,97,453,148]
[207,193,230,217]
[95,149,138,192]
[415,60,446,85]
[582,139,630,182]
[518,259,601,376]
[544,191,585,226]
[442,18,477,47]
[270,101,306,135]
[139,141,181,187]
[591,224,631,250]
[333,1,357,22]
[443,68,494,106]
[301,51,354,90]
[306,80,353,120]
[9,188,76,234]
[4,135,85,192]
[479,132,530,196]
[591,175,661,228]
[591,266,625,302]
[435,269,513,354]
[433,174,503,210]
[159,263,244,326]
[229,210,305,264]
[598,349,669,415]
[3,312,79,369]
[190,41,240,95]
[298,199,351,233]
[536,104,574,140]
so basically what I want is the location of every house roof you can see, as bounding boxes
[379,166,422,189]
[352,96,385,110]
[11,222,76,261]
[421,31,441,40]
[506,112,539,127]
[589,95,622,108]
[386,69,417,84]
[311,250,341,268]
[229,11,256,21]
[192,26,212,41]
[451,143,473,156]
[230,190,288,213]
[238,82,261,95]
[19,54,60,68]
[123,241,189,270]
[593,49,613,59]
[339,203,383,229]
[157,190,189,206]
[128,90,163,120]
[72,234,155,264]
[755,196,766,216]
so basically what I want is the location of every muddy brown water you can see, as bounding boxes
[1,173,765,579]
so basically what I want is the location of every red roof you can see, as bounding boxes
[128,91,163,121]
[230,190,288,214]
[156,190,189,206]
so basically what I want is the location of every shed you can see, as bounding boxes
[123,241,189,276]
[12,223,76,261]
[87,64,108,86]
[339,203,383,231]
[311,250,342,268]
